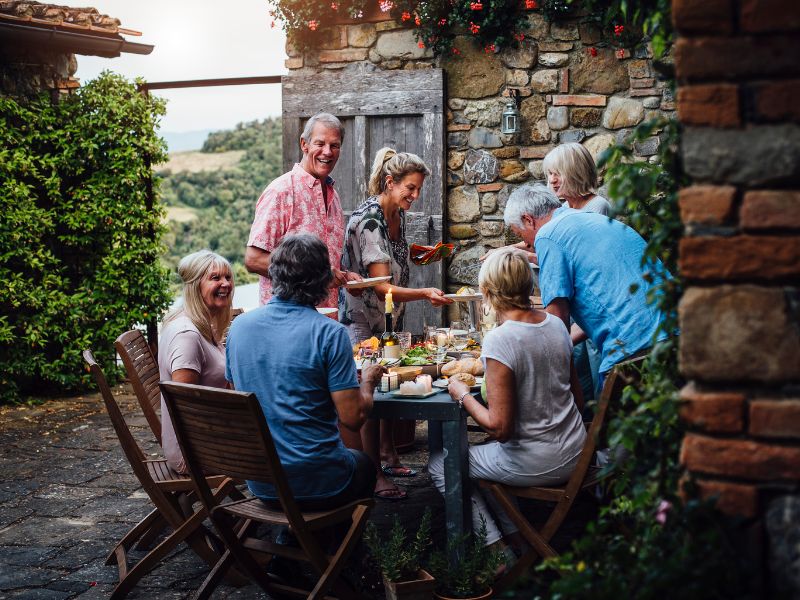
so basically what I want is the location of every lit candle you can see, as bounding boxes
[385,287,393,314]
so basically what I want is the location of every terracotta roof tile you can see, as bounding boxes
[0,1,141,37]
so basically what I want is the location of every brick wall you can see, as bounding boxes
[286,8,672,307]
[673,0,800,594]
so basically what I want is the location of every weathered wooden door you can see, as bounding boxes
[282,66,446,332]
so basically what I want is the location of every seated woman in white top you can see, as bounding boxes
[429,248,586,552]
[158,249,234,474]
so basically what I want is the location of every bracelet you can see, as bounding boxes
[457,391,471,408]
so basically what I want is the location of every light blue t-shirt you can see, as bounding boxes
[535,206,670,374]
[225,297,360,501]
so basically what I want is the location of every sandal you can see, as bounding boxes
[381,464,418,477]
[374,486,408,501]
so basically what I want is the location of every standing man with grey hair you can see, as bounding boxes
[503,184,671,387]
[245,112,361,309]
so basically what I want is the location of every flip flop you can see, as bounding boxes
[374,486,408,501]
[382,464,418,477]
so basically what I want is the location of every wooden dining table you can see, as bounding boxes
[371,386,471,564]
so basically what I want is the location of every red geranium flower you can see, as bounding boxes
[307,19,318,30]
[470,2,483,9]
[415,14,421,25]
[589,46,598,56]
[401,11,411,20]
[469,21,480,34]
[525,0,538,8]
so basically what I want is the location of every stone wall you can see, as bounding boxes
[673,0,800,594]
[285,8,673,295]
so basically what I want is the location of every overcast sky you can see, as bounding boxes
[65,0,287,133]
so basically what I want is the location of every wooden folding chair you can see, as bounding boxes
[83,350,243,599]
[160,380,375,600]
[115,329,163,445]
[478,356,645,592]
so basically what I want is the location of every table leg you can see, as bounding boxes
[441,413,470,565]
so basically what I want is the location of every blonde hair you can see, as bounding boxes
[163,250,234,345]
[478,248,533,313]
[542,143,598,200]
[367,147,431,196]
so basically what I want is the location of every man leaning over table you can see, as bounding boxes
[244,112,361,309]
[503,184,672,389]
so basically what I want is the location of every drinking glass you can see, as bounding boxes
[450,321,470,352]
[396,331,412,350]
[425,326,448,363]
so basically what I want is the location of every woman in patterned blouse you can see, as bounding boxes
[340,147,452,499]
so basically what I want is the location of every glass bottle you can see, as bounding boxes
[380,311,402,360]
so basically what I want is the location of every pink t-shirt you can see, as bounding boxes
[247,163,345,308]
[158,315,227,474]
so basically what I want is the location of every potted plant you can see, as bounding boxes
[364,508,436,600]
[426,518,503,600]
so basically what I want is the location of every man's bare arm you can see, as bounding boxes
[244,245,270,277]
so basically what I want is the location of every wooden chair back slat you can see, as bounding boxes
[159,382,287,494]
[116,330,163,445]
[82,350,229,597]
[479,354,647,592]
[159,380,374,599]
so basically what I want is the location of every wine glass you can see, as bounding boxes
[425,326,448,363]
[450,320,470,352]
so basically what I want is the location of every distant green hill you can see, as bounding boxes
[158,118,283,286]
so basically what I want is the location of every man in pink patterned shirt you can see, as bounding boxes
[244,113,360,308]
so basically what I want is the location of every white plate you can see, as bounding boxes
[433,376,483,390]
[389,389,438,398]
[443,293,483,301]
[344,275,392,289]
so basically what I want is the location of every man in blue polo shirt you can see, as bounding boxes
[226,234,383,509]
[503,184,671,383]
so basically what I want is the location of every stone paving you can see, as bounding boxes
[0,382,597,599]
[0,384,443,599]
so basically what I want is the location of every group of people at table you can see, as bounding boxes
[157,112,670,561]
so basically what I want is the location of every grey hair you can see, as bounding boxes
[269,234,333,306]
[503,184,562,228]
[301,112,345,144]
[542,143,598,200]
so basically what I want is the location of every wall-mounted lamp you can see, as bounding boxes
[501,89,521,135]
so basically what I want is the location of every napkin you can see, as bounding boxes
[410,241,454,265]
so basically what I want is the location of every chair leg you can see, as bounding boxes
[109,508,218,600]
[211,515,277,595]
[107,507,162,565]
[309,504,371,600]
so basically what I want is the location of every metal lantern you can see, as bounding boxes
[501,99,520,135]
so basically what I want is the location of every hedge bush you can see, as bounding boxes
[0,72,171,403]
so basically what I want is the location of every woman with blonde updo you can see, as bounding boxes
[158,249,234,474]
[340,147,452,499]
[429,248,586,551]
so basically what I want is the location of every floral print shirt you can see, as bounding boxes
[247,163,345,308]
[339,197,409,336]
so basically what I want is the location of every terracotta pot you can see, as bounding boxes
[383,568,436,600]
[433,588,493,600]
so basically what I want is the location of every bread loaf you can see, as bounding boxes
[441,357,484,377]
[450,372,476,387]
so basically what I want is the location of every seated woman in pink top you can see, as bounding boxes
[158,249,234,474]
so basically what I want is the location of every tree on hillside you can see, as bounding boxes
[159,117,283,283]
